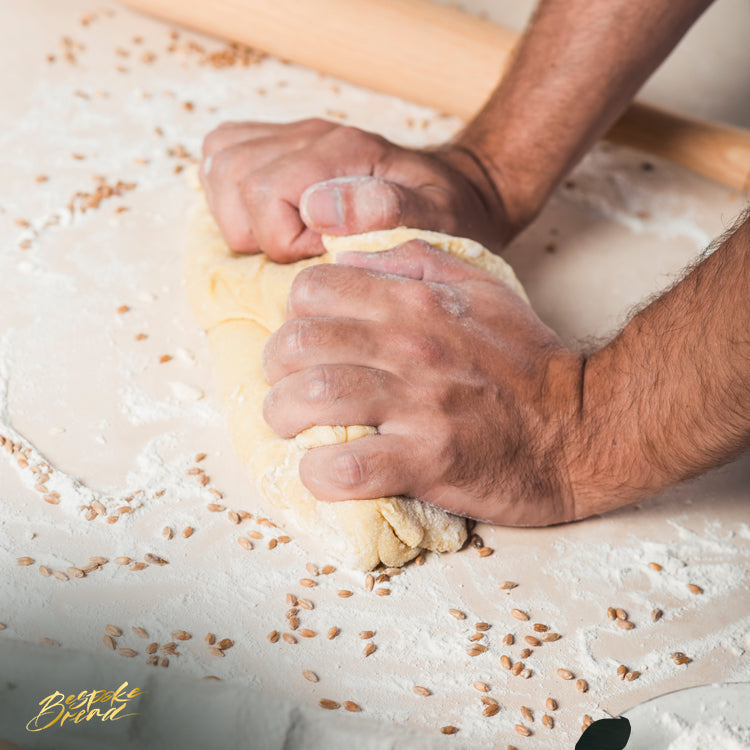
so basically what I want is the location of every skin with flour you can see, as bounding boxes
[201,0,750,526]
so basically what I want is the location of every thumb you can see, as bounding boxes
[335,239,494,285]
[299,176,433,235]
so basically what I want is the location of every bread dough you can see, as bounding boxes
[185,195,528,570]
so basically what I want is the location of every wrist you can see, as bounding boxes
[566,340,667,518]
[538,347,587,524]
[428,143,521,247]
[463,142,543,238]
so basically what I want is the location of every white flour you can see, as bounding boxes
[663,714,750,749]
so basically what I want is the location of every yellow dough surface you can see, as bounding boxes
[185,196,528,570]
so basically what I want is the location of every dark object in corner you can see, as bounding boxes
[575,716,631,750]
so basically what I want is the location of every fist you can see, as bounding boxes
[200,118,513,262]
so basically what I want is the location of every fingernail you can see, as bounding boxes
[302,185,344,229]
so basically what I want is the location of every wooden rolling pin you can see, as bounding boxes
[121,0,750,192]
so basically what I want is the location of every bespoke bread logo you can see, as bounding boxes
[25,681,146,731]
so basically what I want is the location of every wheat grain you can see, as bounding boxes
[540,632,561,642]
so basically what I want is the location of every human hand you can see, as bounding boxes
[200,118,515,263]
[262,240,585,526]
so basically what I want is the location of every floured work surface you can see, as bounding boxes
[0,1,749,748]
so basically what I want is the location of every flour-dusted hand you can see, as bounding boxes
[263,218,750,528]
[262,240,584,526]
[199,119,514,262]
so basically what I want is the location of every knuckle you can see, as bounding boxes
[300,116,333,133]
[330,452,366,488]
[401,238,433,256]
[201,129,222,158]
[371,180,403,224]
[201,122,239,157]
[411,279,466,316]
[261,386,282,429]
[401,332,444,368]
[323,124,380,153]
[275,319,308,361]
[266,244,299,264]
[303,366,337,406]
[205,146,238,185]
[288,265,326,313]
[239,173,270,208]
[216,213,255,253]
[412,281,445,312]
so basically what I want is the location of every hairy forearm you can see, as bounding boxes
[570,215,750,516]
[457,0,713,234]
